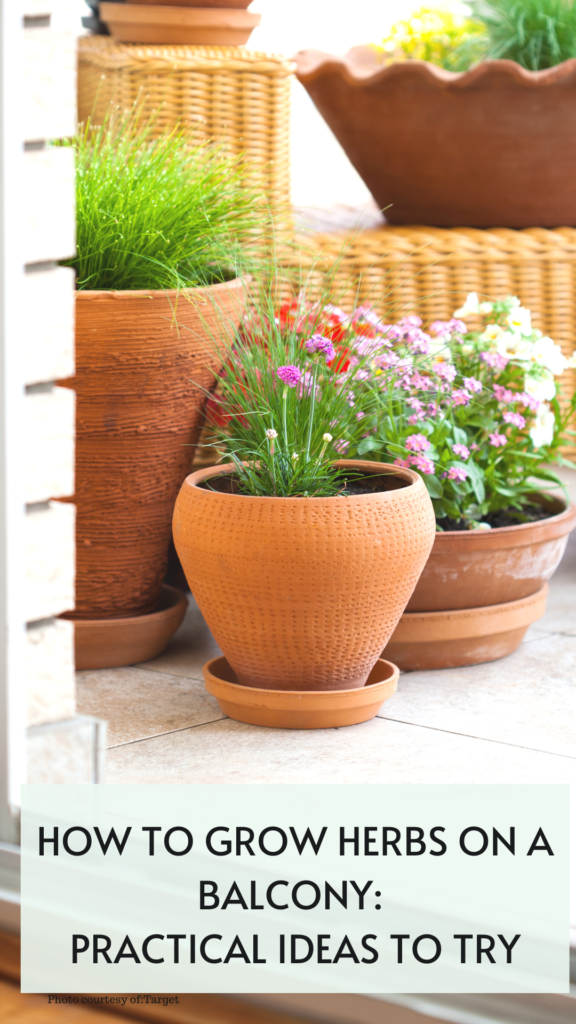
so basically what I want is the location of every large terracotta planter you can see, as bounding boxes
[295,49,576,227]
[173,460,436,691]
[407,495,576,612]
[59,279,246,622]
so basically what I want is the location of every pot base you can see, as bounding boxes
[383,585,548,671]
[68,585,188,670]
[203,656,399,729]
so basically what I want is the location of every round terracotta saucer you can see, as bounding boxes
[383,584,548,671]
[203,657,399,729]
[100,3,261,44]
[67,585,188,670]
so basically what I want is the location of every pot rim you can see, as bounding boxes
[431,492,575,549]
[74,276,246,299]
[184,458,423,501]
[295,48,576,89]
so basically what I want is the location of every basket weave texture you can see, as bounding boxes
[77,36,294,206]
[290,225,576,443]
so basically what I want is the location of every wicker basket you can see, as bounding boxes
[286,225,576,431]
[78,36,293,207]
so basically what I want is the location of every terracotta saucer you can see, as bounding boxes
[68,585,188,670]
[383,584,548,671]
[203,657,399,729]
[127,0,253,7]
[100,3,261,44]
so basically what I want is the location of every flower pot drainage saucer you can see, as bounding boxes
[66,585,188,670]
[203,657,399,729]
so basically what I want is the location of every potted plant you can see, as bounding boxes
[172,284,436,729]
[294,0,576,227]
[58,114,264,669]
[355,292,576,669]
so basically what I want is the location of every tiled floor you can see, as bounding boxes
[75,477,576,929]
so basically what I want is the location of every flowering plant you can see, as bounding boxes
[359,293,576,528]
[204,288,404,497]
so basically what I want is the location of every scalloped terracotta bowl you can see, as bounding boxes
[295,49,576,227]
[173,460,435,691]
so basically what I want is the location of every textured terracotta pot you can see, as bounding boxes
[173,460,435,691]
[407,495,576,612]
[384,585,547,671]
[204,656,399,728]
[71,585,188,670]
[59,279,245,621]
[295,49,576,227]
[100,3,261,44]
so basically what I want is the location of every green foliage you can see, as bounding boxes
[65,113,266,291]
[467,0,576,69]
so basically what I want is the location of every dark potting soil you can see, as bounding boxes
[197,470,410,497]
[437,502,556,532]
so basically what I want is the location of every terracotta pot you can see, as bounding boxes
[294,49,576,227]
[71,585,188,670]
[407,495,576,612]
[204,656,399,728]
[126,0,253,7]
[173,460,436,691]
[384,585,547,671]
[100,3,261,44]
[58,279,246,621]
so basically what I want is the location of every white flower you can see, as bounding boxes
[480,323,504,347]
[496,331,533,361]
[524,373,556,402]
[531,336,568,375]
[454,292,480,317]
[291,452,299,460]
[479,301,493,314]
[265,428,278,439]
[506,305,532,336]
[567,350,576,369]
[322,433,333,443]
[529,403,555,448]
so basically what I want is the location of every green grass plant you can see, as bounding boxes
[466,0,576,69]
[65,112,267,291]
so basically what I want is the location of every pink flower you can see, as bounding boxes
[394,457,412,468]
[451,388,471,406]
[411,372,434,391]
[407,397,423,412]
[398,315,423,330]
[356,411,365,421]
[375,351,400,369]
[305,334,336,361]
[516,391,540,411]
[481,352,509,371]
[408,413,423,424]
[463,376,482,393]
[445,466,468,482]
[276,364,302,388]
[430,318,467,339]
[503,411,526,428]
[489,432,507,447]
[404,329,431,354]
[410,454,435,475]
[452,443,470,459]
[427,401,438,416]
[433,363,457,383]
[493,384,515,404]
[334,439,349,454]
[405,433,430,453]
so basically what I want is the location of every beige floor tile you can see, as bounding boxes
[105,715,576,785]
[76,666,224,747]
[382,633,576,758]
[136,597,221,680]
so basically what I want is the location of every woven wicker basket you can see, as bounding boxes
[78,36,294,207]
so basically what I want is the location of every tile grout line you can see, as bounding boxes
[107,716,228,750]
[132,664,207,683]
[377,714,576,760]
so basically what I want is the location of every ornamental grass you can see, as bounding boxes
[64,112,267,291]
